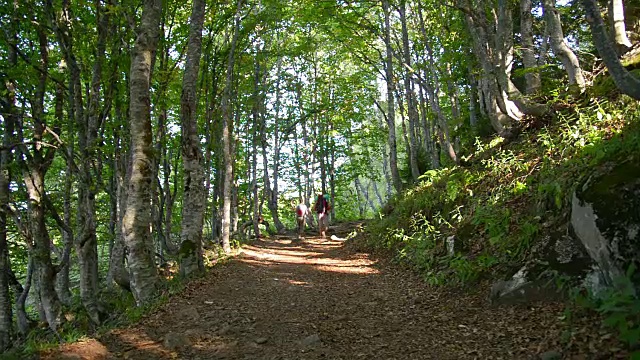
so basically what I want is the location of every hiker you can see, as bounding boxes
[294,199,310,239]
[314,193,331,238]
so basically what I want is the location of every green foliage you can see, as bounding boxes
[570,265,640,351]
[366,90,640,287]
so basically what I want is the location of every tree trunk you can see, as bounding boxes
[542,0,586,91]
[0,60,15,352]
[382,0,402,193]
[583,0,640,100]
[107,97,131,291]
[521,0,542,94]
[467,64,479,129]
[608,0,632,54]
[220,0,242,254]
[123,0,163,305]
[399,0,420,182]
[251,55,261,238]
[56,83,73,306]
[179,0,206,277]
[269,56,285,233]
[20,26,64,333]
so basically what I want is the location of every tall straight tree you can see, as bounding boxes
[382,0,402,193]
[179,0,206,277]
[0,31,17,350]
[220,0,243,254]
[398,0,420,182]
[123,0,163,305]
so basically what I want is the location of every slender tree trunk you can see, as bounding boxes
[77,0,110,324]
[107,97,131,291]
[220,0,242,253]
[608,0,632,54]
[383,0,402,193]
[0,58,15,353]
[542,0,586,91]
[251,56,261,238]
[123,0,163,305]
[269,57,285,233]
[397,87,412,170]
[467,64,479,129]
[399,0,420,182]
[372,180,384,208]
[56,83,73,306]
[521,0,542,94]
[354,178,365,218]
[583,0,640,100]
[8,257,33,336]
[373,104,393,198]
[179,0,206,277]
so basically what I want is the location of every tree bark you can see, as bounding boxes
[220,0,243,254]
[179,0,206,277]
[269,56,285,233]
[399,0,420,182]
[542,0,586,91]
[123,0,163,305]
[608,0,632,54]
[582,0,640,100]
[19,25,64,333]
[0,54,15,353]
[382,0,402,193]
[520,0,542,94]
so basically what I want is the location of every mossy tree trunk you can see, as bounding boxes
[179,0,206,277]
[123,0,163,305]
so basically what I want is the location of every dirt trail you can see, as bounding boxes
[43,222,618,360]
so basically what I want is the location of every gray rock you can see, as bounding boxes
[255,337,268,344]
[571,161,640,292]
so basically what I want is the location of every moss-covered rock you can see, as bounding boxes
[571,159,640,292]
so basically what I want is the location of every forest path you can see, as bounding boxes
[45,222,584,360]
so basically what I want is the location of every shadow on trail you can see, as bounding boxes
[42,222,571,360]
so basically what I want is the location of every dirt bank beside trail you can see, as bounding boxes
[42,222,622,359]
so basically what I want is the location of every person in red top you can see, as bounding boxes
[314,193,331,238]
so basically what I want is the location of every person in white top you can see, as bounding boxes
[294,200,310,239]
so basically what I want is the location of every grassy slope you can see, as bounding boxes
[362,89,640,350]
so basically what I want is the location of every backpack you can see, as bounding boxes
[315,197,329,213]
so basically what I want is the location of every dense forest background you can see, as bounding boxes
[1,0,639,355]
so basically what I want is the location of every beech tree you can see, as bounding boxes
[123,0,163,305]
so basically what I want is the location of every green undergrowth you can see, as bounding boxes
[367,94,640,287]
[363,91,640,354]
